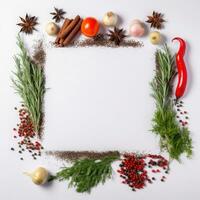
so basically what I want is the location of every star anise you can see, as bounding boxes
[50,7,66,23]
[107,27,126,45]
[146,11,165,29]
[17,14,38,34]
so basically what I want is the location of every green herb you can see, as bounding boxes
[49,155,119,193]
[12,35,45,137]
[151,45,192,160]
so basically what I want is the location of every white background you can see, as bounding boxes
[1,0,200,199]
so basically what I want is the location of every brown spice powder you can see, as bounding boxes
[46,150,120,162]
[55,38,143,48]
[32,40,46,67]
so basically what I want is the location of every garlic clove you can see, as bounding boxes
[129,21,145,37]
[131,19,142,25]
[103,11,118,26]
[24,167,49,185]
[45,22,59,36]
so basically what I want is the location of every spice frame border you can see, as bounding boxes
[10,37,192,192]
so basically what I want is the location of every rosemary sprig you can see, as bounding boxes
[12,35,45,136]
[49,155,119,193]
[151,45,192,160]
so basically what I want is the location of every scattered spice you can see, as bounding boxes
[46,150,120,162]
[174,99,189,127]
[50,7,66,23]
[60,38,143,48]
[117,153,169,191]
[146,11,165,29]
[93,33,105,42]
[11,106,44,160]
[17,14,38,34]
[32,40,46,67]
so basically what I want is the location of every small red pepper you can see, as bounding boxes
[172,37,187,100]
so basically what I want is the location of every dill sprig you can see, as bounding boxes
[49,155,119,193]
[12,35,45,137]
[151,45,192,160]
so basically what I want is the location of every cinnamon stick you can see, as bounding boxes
[55,18,71,44]
[60,15,80,39]
[63,18,82,46]
[58,19,72,45]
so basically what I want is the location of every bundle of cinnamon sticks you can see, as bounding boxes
[55,15,82,47]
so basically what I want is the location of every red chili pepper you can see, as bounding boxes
[172,37,187,100]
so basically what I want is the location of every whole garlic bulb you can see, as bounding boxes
[103,11,118,26]
[129,20,145,37]
[45,22,59,36]
[24,167,49,185]
[149,31,162,45]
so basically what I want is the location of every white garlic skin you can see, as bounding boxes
[129,20,145,37]
[131,19,142,25]
[45,22,59,36]
[32,167,49,185]
[103,11,118,26]
[24,167,49,185]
